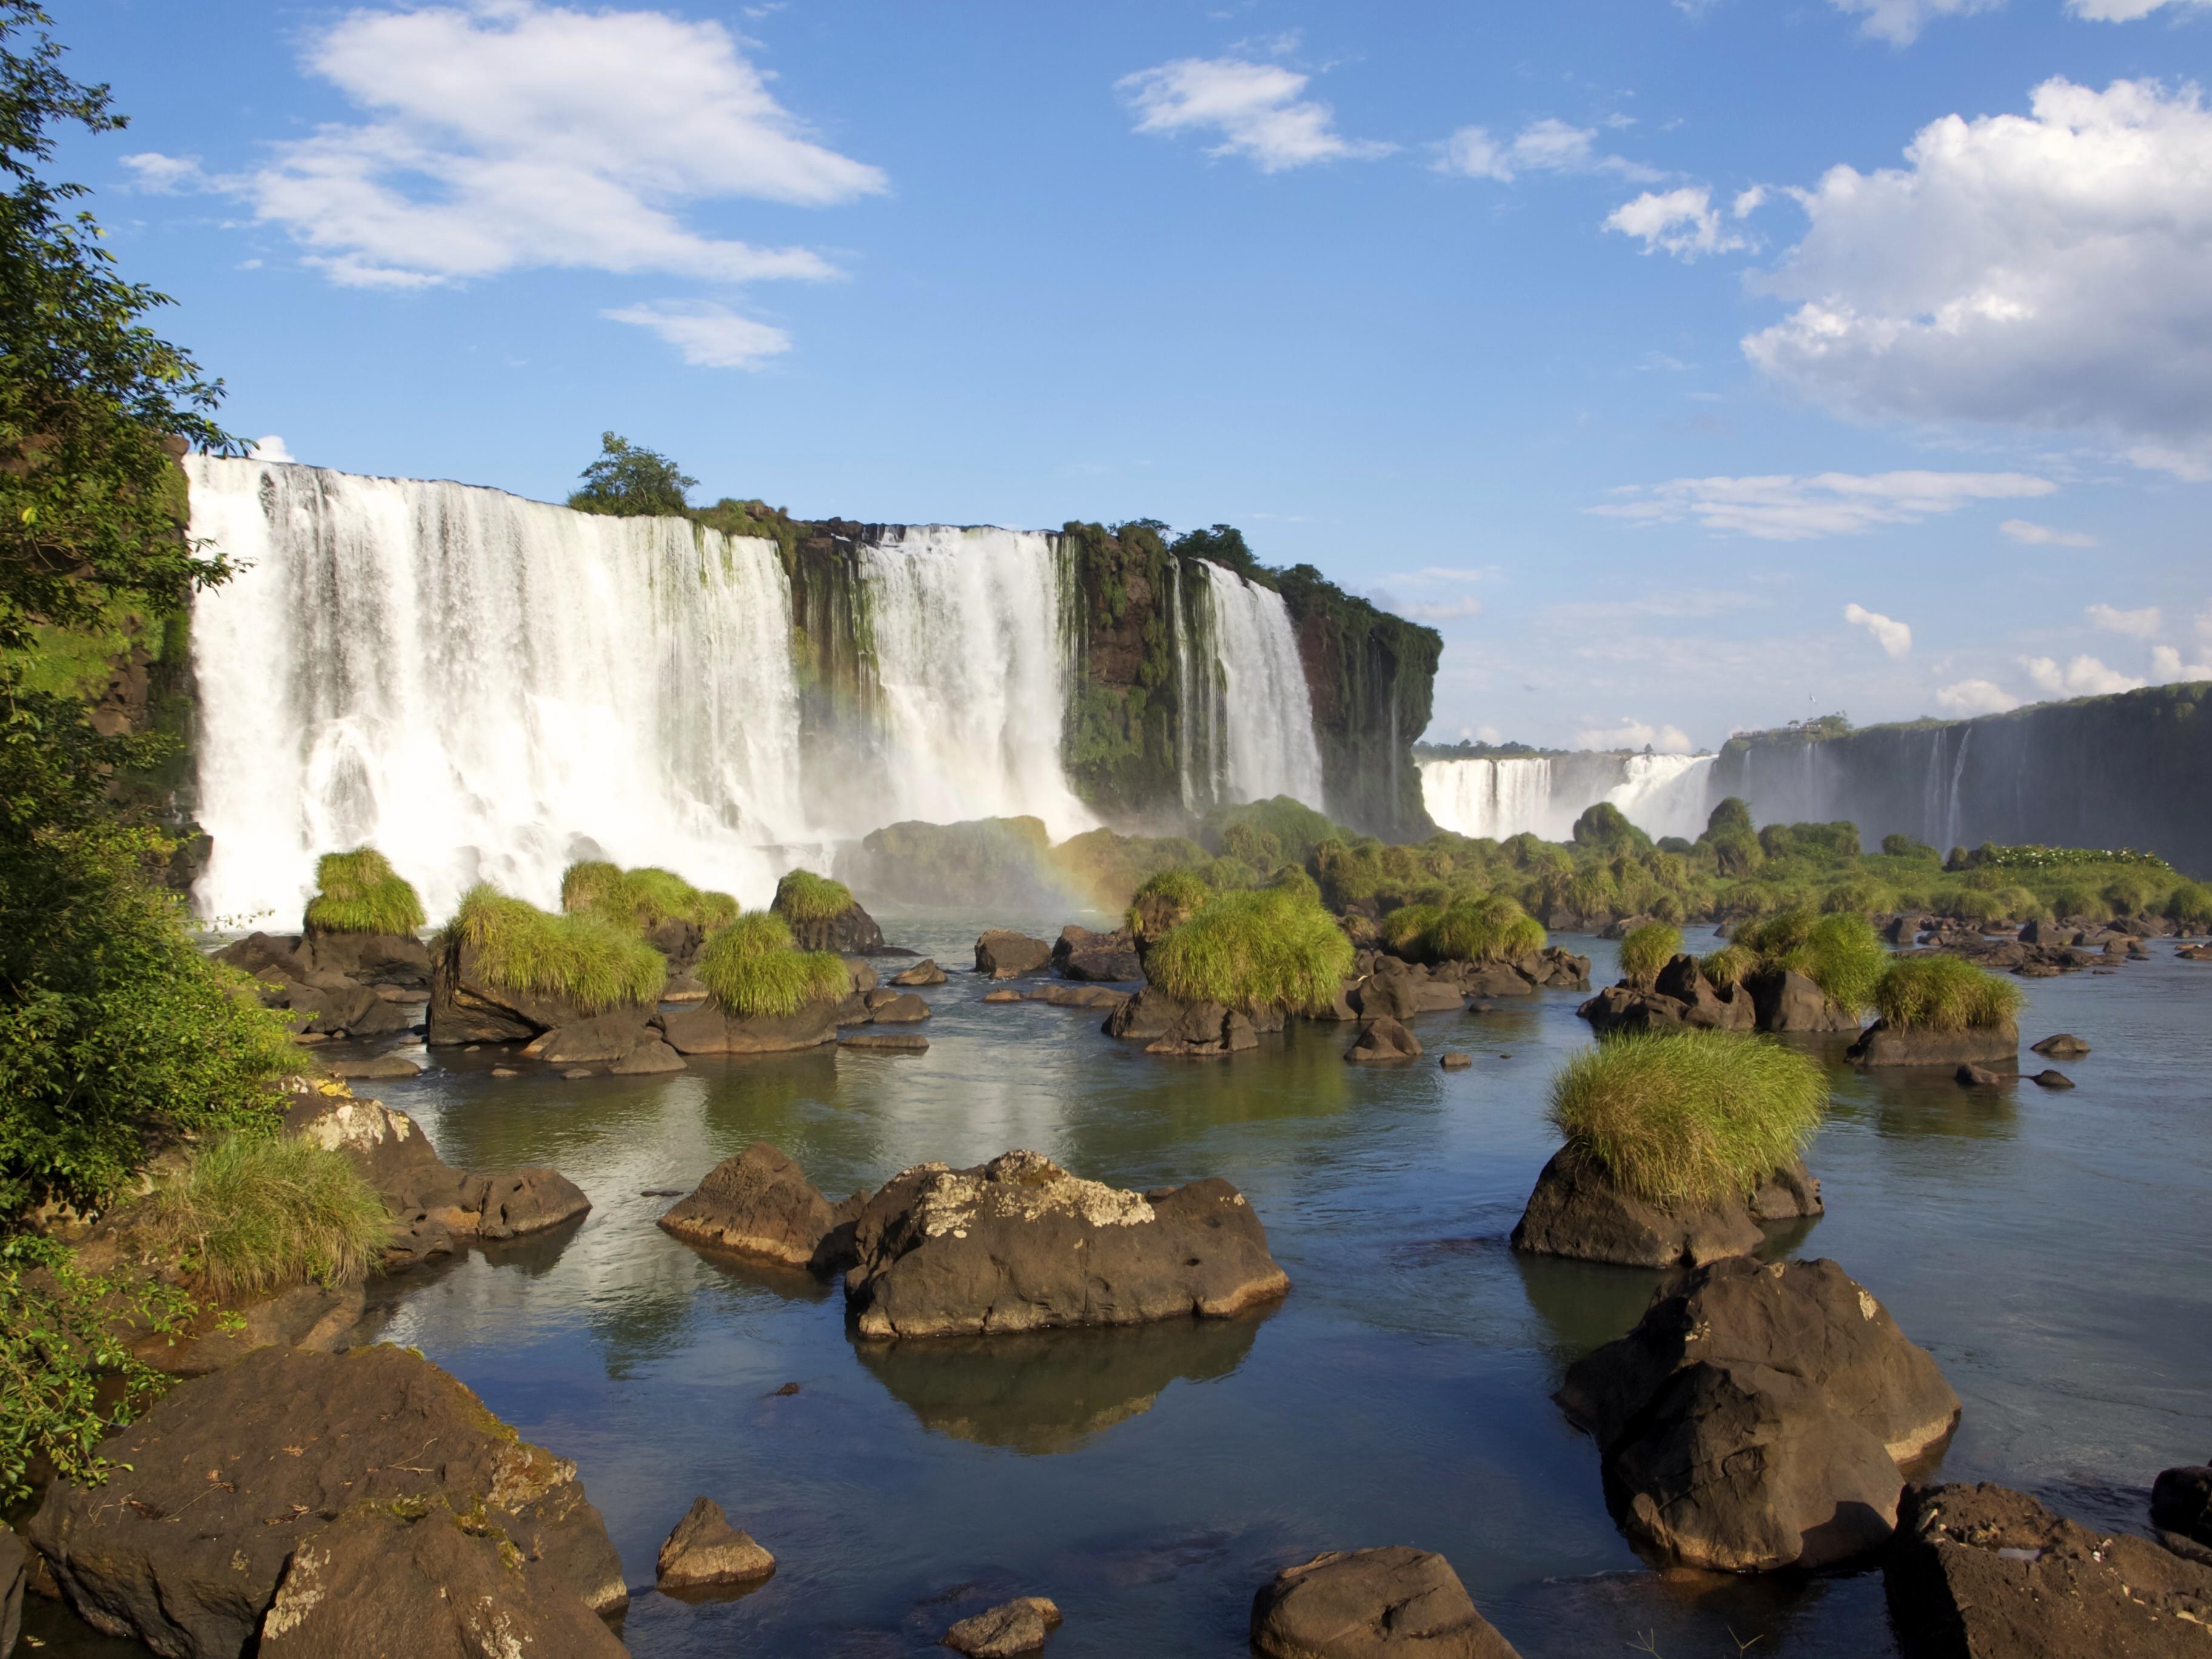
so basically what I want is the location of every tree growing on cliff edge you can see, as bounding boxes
[568,431,696,517]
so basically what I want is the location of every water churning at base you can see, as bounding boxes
[1419,752,1715,842]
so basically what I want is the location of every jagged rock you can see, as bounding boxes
[1887,1481,2212,1659]
[300,928,432,988]
[655,1496,775,1591]
[466,1168,592,1241]
[1346,1017,1421,1062]
[657,1000,839,1055]
[843,1150,1289,1339]
[1849,1019,2020,1067]
[520,1010,654,1065]
[1657,954,1755,1028]
[28,1345,625,1657]
[943,1596,1062,1657]
[1440,1051,1472,1070]
[1102,985,1185,1042]
[893,959,949,987]
[1559,1257,1959,1572]
[976,930,1053,979]
[2153,1464,2212,1549]
[869,991,931,1024]
[1456,963,1533,1000]
[1748,968,1859,1033]
[1249,1547,1521,1658]
[657,1142,842,1270]
[1146,1000,1258,1057]
[2028,1068,2074,1089]
[1530,947,1591,990]
[611,1038,685,1074]
[780,896,888,955]
[1510,1146,1822,1269]
[843,1030,928,1053]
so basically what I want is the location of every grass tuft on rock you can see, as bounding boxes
[141,1133,390,1298]
[1698,942,1758,990]
[1146,886,1355,1015]
[1425,892,1546,964]
[449,885,667,1010]
[1733,910,1888,1014]
[1872,955,2024,1032]
[1617,921,1683,983]
[1127,868,1214,945]
[559,860,736,932]
[773,868,856,922]
[695,910,850,1017]
[1547,1030,1828,1208]
[1379,902,1443,959]
[303,848,424,936]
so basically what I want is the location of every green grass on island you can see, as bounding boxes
[560,859,738,933]
[1617,920,1683,983]
[1720,910,1889,1013]
[302,848,426,937]
[773,868,857,922]
[140,1132,390,1299]
[1128,868,1214,945]
[1872,955,2025,1032]
[1548,1030,1828,1208]
[449,885,668,1010]
[1145,885,1356,1014]
[696,910,851,1018]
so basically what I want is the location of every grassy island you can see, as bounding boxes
[302,848,425,936]
[1145,884,1355,1014]
[1872,956,2025,1031]
[773,868,857,921]
[695,910,850,1017]
[1617,921,1684,983]
[560,860,738,933]
[449,885,667,1010]
[1718,911,1888,1014]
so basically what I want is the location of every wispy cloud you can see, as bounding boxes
[1603,187,1751,261]
[1591,469,2055,541]
[2000,519,2098,548]
[1844,602,1912,657]
[1936,679,2022,715]
[1117,57,1392,172]
[1434,118,1660,183]
[2086,603,2163,638]
[602,300,791,368]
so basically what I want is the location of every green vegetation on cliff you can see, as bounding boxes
[304,848,425,936]
[566,431,695,517]
[695,910,849,1017]
[449,885,668,1010]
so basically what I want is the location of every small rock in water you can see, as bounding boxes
[2029,1068,2075,1089]
[464,1044,480,1052]
[1955,1062,2012,1087]
[982,988,1023,1004]
[1250,1549,1520,1659]
[2032,1033,2091,1057]
[942,1596,1062,1657]
[655,1496,774,1592]
[1439,1051,1472,1070]
[771,1381,800,1397]
[490,1067,518,1078]
[563,1067,594,1080]
[640,1188,683,1198]
[843,1031,928,1053]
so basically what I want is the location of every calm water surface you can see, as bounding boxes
[41,923,2212,1657]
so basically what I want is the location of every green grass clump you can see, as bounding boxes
[1380,902,1443,959]
[773,868,856,922]
[1426,892,1546,964]
[1128,868,1214,944]
[2168,880,2212,933]
[141,1133,390,1298]
[303,848,424,936]
[1547,1030,1828,1208]
[1698,943,1758,990]
[1733,910,1888,1014]
[559,860,736,932]
[448,885,666,1010]
[1146,886,1355,1015]
[1873,956,2023,1033]
[694,910,849,1017]
[1617,921,1683,983]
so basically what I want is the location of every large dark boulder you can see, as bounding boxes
[1249,1547,1521,1658]
[1557,1257,1959,1572]
[520,1009,655,1065]
[779,897,887,955]
[657,1000,839,1055]
[1578,971,1754,1034]
[1887,1481,2212,1658]
[1748,968,1860,1033]
[27,1345,625,1658]
[1103,985,1187,1042]
[1346,1017,1421,1062]
[1510,1146,1820,1269]
[1147,1000,1258,1057]
[657,1142,848,1270]
[843,1150,1289,1339]
[426,934,631,1047]
[300,927,432,989]
[1356,963,1466,1017]
[2153,1464,2212,1552]
[976,930,1053,979]
[1849,1018,2020,1067]
[1529,947,1591,990]
[1054,925,1141,983]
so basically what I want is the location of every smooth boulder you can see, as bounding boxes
[1346,1017,1421,1063]
[976,930,1053,979]
[1849,1017,2020,1067]
[658,1142,844,1270]
[657,999,838,1056]
[1055,925,1141,984]
[843,1150,1289,1339]
[1146,1000,1258,1057]
[893,959,949,987]
[1748,967,1859,1033]
[1510,1145,1821,1269]
[2031,1033,2090,1058]
[1250,1547,1521,1659]
[655,1496,775,1591]
[943,1595,1062,1657]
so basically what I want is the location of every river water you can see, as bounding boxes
[33,925,2212,1657]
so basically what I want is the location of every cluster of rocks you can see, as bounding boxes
[1899,914,2162,977]
[1955,1031,2088,1090]
[217,929,429,1048]
[1580,954,1855,1038]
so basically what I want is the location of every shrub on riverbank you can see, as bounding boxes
[1426,892,1546,964]
[1617,921,1683,983]
[141,1133,389,1298]
[695,911,849,1017]
[1147,886,1355,1014]
[449,886,666,1010]
[1873,956,2023,1032]
[559,860,737,933]
[303,848,424,936]
[2165,880,2212,933]
[1732,911,1888,1014]
[774,868,855,921]
[1547,1031,1827,1208]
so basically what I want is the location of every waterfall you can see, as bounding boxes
[851,526,1093,840]
[187,457,806,927]
[1604,754,1717,842]
[1189,560,1325,809]
[1420,757,1557,839]
[1419,751,1715,842]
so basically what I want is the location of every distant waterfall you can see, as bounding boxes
[1420,751,1715,842]
[188,457,805,926]
[853,526,1093,840]
[1607,754,1718,841]
[1419,757,1555,840]
[1181,560,1325,810]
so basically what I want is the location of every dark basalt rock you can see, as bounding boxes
[520,1009,655,1065]
[1054,925,1141,984]
[1250,1547,1521,1658]
[659,1142,846,1270]
[1747,967,1860,1033]
[868,991,931,1024]
[657,1000,839,1055]
[27,1345,625,1657]
[1146,1000,1258,1057]
[943,1595,1062,1657]
[976,930,1053,979]
[427,934,645,1046]
[2028,1068,2074,1089]
[779,897,888,956]
[1887,1481,2212,1658]
[843,1150,1289,1339]
[611,1037,686,1074]
[2031,1033,2090,1057]
[0,1525,20,1659]
[1530,947,1592,990]
[1510,1145,1821,1269]
[1356,961,1467,1018]
[1346,1016,1421,1062]
[1849,1018,2020,1067]
[893,959,949,987]
[1102,985,1187,1042]
[1025,984,1127,1009]
[655,1496,774,1591]
[843,1030,929,1053]
[1558,1256,1959,1572]
[2153,1463,2212,1550]
[322,1053,423,1080]
[1955,1062,2013,1087]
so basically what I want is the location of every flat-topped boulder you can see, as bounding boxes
[657,999,839,1055]
[1849,1017,2020,1067]
[28,1344,625,1657]
[1054,925,1141,983]
[943,1595,1063,1657]
[1026,983,1127,1010]
[976,930,1053,979]
[1511,1145,1820,1269]
[1558,1256,1959,1572]
[1250,1547,1521,1658]
[1147,1000,1259,1057]
[657,1141,865,1271]
[843,1150,1289,1339]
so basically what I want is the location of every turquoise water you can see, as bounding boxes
[33,925,2212,1655]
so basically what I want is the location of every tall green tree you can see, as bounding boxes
[567,430,695,517]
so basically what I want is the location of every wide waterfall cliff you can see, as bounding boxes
[184,461,1441,922]
[1419,752,1716,843]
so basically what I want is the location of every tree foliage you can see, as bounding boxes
[566,430,695,517]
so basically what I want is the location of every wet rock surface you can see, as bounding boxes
[942,1595,1062,1656]
[976,930,1053,979]
[1849,1017,2020,1067]
[656,1496,775,1591]
[658,1141,846,1270]
[1146,1000,1259,1058]
[1054,925,1141,984]
[1510,1146,1821,1269]
[657,1000,839,1055]
[893,959,950,987]
[1346,1016,1422,1062]
[1249,1547,1522,1658]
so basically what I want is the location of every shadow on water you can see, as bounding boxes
[850,1308,1275,1455]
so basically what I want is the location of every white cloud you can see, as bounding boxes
[2151,644,2212,680]
[1436,118,1660,183]
[1732,185,1768,218]
[1117,58,1392,172]
[249,435,295,463]
[1743,79,2212,478]
[2086,602,2163,637]
[2000,518,2097,547]
[1828,0,2003,46]
[136,1,883,292]
[1844,602,1913,656]
[1462,723,1506,743]
[1936,679,2023,715]
[121,152,209,193]
[2070,0,2212,19]
[1575,717,1695,753]
[1590,469,2054,540]
[602,301,791,369]
[2022,654,2146,695]
[1396,596,1484,622]
[1603,187,1751,261]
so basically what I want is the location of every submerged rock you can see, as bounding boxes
[943,1595,1062,1657]
[843,1150,1289,1339]
[321,1052,423,1080]
[1955,1062,2013,1087]
[1026,984,1127,1010]
[656,1496,775,1591]
[1346,1016,1422,1062]
[1249,1547,1522,1658]
[976,930,1053,979]
[2029,1068,2075,1089]
[1510,1146,1821,1269]
[1849,1018,2020,1068]
[843,1030,929,1053]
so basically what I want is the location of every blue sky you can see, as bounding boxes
[64,0,2212,750]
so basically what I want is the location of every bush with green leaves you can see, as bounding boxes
[1732,910,1889,1014]
[1617,921,1683,983]
[303,847,424,936]
[1426,892,1546,964]
[447,885,666,1010]
[694,910,849,1017]
[1874,955,2023,1032]
[1547,1030,1828,1208]
[566,431,694,517]
[1145,886,1354,1014]
[773,868,855,922]
[140,1132,389,1298]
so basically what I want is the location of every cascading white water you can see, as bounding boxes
[1419,757,1557,839]
[1419,751,1717,842]
[188,457,806,925]
[1604,754,1717,842]
[1191,560,1325,809]
[853,526,1094,840]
